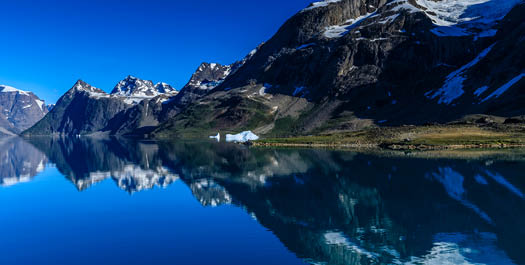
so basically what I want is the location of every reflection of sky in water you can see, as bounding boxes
[0,137,524,265]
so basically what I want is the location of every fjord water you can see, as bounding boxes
[0,137,524,265]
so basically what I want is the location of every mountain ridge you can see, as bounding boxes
[19,0,525,139]
[150,0,525,139]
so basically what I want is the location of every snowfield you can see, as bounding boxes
[0,85,30,95]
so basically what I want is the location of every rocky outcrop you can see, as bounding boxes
[104,95,171,136]
[0,85,49,134]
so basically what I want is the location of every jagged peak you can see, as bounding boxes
[71,80,104,93]
[154,82,177,94]
[109,76,177,103]
[185,62,232,91]
[111,76,154,95]
[196,62,228,72]
[119,75,151,84]
[74,79,87,86]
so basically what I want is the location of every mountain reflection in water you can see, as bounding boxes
[1,136,524,265]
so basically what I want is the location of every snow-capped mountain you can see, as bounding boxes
[23,80,132,136]
[152,0,525,138]
[111,75,178,104]
[21,0,525,138]
[169,62,233,107]
[188,63,232,90]
[0,85,49,135]
[166,47,260,109]
[23,76,180,136]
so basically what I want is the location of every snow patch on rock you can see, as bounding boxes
[111,76,177,104]
[482,73,525,102]
[323,12,376,38]
[415,0,521,37]
[0,85,30,95]
[303,0,342,11]
[426,44,494,104]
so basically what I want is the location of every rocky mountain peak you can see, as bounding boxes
[111,76,156,96]
[110,76,177,104]
[0,84,49,134]
[0,85,32,95]
[187,62,232,90]
[71,80,105,94]
[154,82,177,94]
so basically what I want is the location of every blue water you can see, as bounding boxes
[0,137,524,265]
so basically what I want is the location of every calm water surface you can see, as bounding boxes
[0,137,524,265]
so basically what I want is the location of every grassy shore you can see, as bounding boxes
[254,124,525,150]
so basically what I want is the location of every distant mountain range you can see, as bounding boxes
[10,0,525,138]
[22,48,258,136]
[22,76,178,136]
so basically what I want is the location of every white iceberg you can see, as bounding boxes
[209,133,220,141]
[225,131,259,143]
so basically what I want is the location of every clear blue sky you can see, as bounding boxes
[0,0,313,103]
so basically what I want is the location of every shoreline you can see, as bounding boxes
[252,141,525,151]
[252,123,525,151]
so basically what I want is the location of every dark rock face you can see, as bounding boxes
[450,4,525,117]
[170,62,233,108]
[23,77,179,136]
[0,85,49,134]
[23,80,132,136]
[104,95,170,136]
[154,0,525,137]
